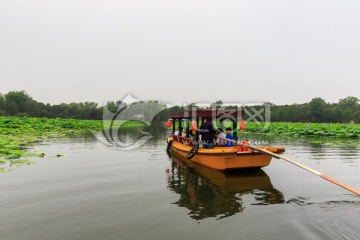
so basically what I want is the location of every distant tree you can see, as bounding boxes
[50,104,63,118]
[184,103,197,111]
[5,101,20,115]
[105,101,118,113]
[4,91,35,115]
[116,100,127,109]
[211,100,223,109]
[336,96,359,123]
[339,96,359,107]
[0,90,358,123]
[31,102,46,117]
[323,106,341,123]
[0,93,5,115]
[308,98,327,122]
[354,105,360,123]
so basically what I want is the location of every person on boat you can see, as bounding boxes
[240,119,246,132]
[181,128,187,137]
[224,127,234,146]
[199,117,216,149]
[188,129,194,139]
[174,127,180,136]
[215,128,226,146]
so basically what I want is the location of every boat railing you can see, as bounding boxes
[171,134,194,146]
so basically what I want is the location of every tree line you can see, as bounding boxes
[0,91,359,123]
[270,97,360,123]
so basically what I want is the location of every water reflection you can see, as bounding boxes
[166,157,285,220]
[116,125,169,146]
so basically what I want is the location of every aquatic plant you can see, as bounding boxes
[244,122,360,138]
[0,116,146,172]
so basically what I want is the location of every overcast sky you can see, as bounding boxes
[1,0,359,106]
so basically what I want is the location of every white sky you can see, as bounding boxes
[1,0,359,106]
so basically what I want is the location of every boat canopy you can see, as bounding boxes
[169,109,243,119]
[168,109,243,140]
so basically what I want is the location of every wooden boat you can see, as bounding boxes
[166,110,285,170]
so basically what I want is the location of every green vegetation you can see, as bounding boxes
[1,91,359,123]
[244,122,360,138]
[0,90,359,172]
[0,90,166,122]
[270,97,360,123]
[0,116,146,172]
[211,121,359,138]
[0,116,102,172]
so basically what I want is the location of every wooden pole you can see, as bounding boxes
[232,120,237,140]
[172,118,175,134]
[216,135,360,196]
[195,116,199,142]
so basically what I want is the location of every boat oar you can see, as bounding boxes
[216,135,360,196]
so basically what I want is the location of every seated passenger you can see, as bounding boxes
[224,127,234,146]
[188,130,194,139]
[181,129,187,137]
[174,127,180,136]
[215,128,226,146]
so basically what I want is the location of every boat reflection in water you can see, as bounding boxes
[166,156,285,220]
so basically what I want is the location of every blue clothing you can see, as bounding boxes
[202,142,214,149]
[225,134,234,146]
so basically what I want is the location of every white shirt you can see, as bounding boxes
[216,132,226,145]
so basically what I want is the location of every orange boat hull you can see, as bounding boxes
[167,137,284,171]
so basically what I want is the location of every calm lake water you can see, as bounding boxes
[1,128,360,240]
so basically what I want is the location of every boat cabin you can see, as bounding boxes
[168,109,243,144]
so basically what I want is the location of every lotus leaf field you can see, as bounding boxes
[1,116,359,172]
[245,122,360,138]
[0,116,146,172]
